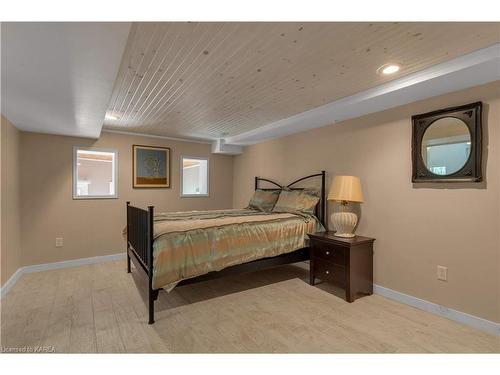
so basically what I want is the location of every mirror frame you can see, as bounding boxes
[411,101,482,183]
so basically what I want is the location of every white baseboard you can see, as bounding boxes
[374,284,500,336]
[1,252,126,299]
[0,267,24,299]
[22,253,126,274]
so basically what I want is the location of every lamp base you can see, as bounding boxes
[331,211,358,238]
[334,232,356,238]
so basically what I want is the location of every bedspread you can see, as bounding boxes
[149,209,324,290]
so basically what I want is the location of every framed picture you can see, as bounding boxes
[133,145,171,188]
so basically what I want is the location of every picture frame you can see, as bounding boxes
[132,145,171,188]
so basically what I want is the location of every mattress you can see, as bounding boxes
[150,208,325,290]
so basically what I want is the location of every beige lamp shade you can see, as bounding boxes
[328,175,364,203]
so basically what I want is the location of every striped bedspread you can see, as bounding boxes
[151,209,325,290]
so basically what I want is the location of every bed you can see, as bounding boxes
[126,171,327,324]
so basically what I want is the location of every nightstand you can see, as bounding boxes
[309,231,375,302]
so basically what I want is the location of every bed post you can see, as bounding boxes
[255,176,258,190]
[321,171,326,227]
[147,205,155,325]
[126,201,131,273]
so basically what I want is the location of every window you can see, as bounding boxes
[73,147,118,199]
[181,156,209,197]
[430,166,447,175]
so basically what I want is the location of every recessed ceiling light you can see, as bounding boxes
[378,64,401,75]
[105,113,119,120]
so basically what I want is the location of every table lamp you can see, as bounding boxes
[328,175,364,238]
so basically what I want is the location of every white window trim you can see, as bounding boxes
[180,155,210,198]
[73,146,119,200]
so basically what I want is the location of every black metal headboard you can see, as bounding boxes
[254,171,326,227]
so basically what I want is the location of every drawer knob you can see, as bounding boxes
[325,270,330,274]
[325,251,330,255]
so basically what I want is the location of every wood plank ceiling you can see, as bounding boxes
[103,22,500,141]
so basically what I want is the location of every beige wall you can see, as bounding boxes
[19,131,233,267]
[233,81,500,323]
[1,116,22,286]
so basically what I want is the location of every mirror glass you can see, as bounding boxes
[421,117,471,175]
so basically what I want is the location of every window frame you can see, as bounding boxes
[180,155,210,198]
[72,146,119,200]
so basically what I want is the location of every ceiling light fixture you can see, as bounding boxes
[377,63,401,75]
[105,113,119,120]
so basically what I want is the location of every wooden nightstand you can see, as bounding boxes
[309,231,375,302]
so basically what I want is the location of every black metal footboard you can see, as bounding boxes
[126,202,158,324]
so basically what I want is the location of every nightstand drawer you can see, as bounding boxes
[313,260,345,287]
[311,240,345,265]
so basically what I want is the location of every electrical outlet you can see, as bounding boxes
[437,265,447,281]
[55,237,63,248]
